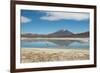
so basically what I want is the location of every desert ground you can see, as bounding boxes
[21,37,89,42]
[21,48,89,63]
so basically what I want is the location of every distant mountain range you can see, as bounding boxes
[21,29,89,38]
[48,29,74,36]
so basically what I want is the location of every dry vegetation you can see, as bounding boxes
[21,48,89,63]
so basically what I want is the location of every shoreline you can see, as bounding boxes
[21,48,89,63]
[21,37,89,42]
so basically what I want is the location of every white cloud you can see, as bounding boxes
[40,12,89,21]
[21,16,32,23]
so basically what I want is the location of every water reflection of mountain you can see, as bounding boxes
[50,40,89,48]
[47,40,75,47]
[22,40,88,48]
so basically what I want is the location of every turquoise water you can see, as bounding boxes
[21,40,89,49]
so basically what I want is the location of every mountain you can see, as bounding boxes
[73,31,89,37]
[21,30,89,38]
[21,33,39,38]
[48,29,74,37]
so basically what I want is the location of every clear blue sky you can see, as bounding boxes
[21,10,90,34]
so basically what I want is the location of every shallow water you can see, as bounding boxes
[21,39,89,49]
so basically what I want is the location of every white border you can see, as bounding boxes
[16,4,94,69]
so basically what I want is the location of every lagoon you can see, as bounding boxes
[21,39,89,49]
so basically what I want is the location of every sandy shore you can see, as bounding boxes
[21,48,89,63]
[21,38,89,42]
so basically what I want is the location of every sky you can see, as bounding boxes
[21,10,90,34]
